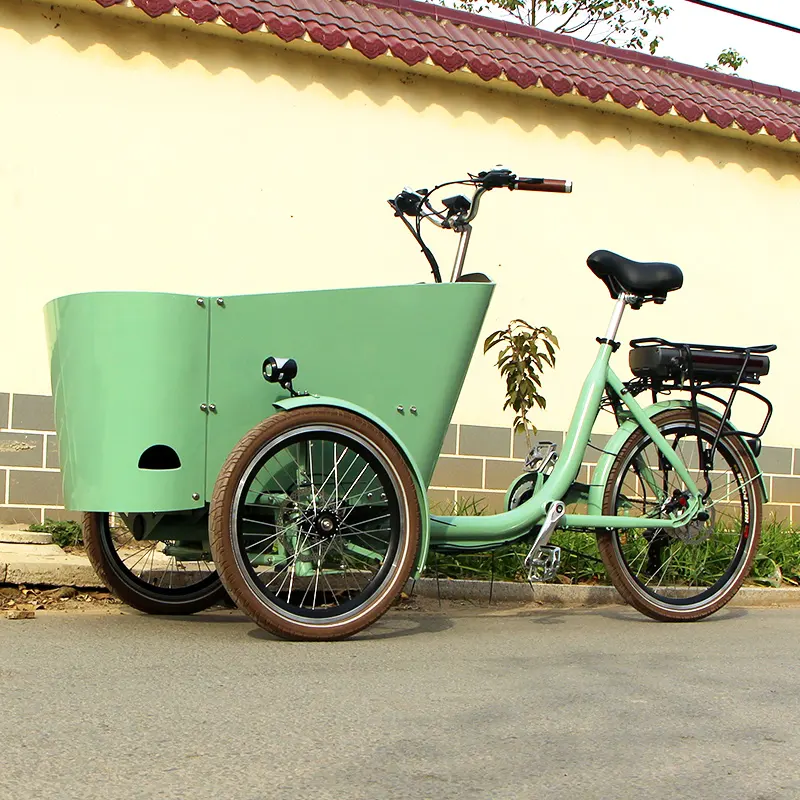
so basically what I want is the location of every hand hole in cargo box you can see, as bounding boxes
[138,445,181,470]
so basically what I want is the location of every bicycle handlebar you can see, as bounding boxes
[514,177,573,193]
[389,167,573,283]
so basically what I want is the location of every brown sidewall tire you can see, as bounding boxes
[83,512,226,615]
[209,407,422,641]
[596,408,762,622]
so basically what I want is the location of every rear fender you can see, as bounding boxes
[588,399,769,514]
[274,395,431,576]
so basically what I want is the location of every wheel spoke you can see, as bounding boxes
[338,473,382,522]
[312,444,350,510]
[338,513,390,532]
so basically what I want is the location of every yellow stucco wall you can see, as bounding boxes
[1,0,799,444]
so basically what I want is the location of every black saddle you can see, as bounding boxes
[587,250,683,302]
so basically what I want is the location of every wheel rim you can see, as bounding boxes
[230,424,406,623]
[99,514,219,597]
[609,422,755,609]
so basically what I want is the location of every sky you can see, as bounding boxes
[655,0,800,91]
[448,1,800,91]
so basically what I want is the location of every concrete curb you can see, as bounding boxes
[2,546,799,606]
[2,560,104,589]
[0,530,53,545]
[407,578,800,608]
[0,543,104,589]
[407,578,623,606]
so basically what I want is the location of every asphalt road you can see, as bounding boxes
[2,602,799,800]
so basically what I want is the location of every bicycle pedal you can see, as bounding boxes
[525,441,558,473]
[525,544,561,583]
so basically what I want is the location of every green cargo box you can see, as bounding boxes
[45,282,494,513]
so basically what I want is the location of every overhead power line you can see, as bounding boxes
[682,0,800,35]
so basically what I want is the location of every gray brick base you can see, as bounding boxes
[0,393,62,525]
[3,395,800,529]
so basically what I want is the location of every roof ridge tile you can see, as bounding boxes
[109,0,800,146]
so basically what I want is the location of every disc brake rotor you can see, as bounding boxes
[672,505,716,545]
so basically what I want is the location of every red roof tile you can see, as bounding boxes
[99,0,800,144]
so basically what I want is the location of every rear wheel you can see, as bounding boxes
[84,513,225,614]
[210,408,421,641]
[598,408,762,621]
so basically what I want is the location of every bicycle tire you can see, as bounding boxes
[84,512,225,614]
[209,407,421,641]
[598,408,762,621]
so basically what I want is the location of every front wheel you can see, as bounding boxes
[209,408,422,641]
[598,408,763,621]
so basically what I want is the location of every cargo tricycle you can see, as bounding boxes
[45,167,776,640]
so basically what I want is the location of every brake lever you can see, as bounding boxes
[476,167,516,189]
[392,188,425,217]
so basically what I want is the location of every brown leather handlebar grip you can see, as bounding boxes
[515,178,573,193]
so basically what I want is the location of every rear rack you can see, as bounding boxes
[631,338,776,355]
[616,337,777,499]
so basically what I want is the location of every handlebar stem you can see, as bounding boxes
[450,224,473,283]
[445,185,486,280]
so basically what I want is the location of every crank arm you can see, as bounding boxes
[524,500,566,569]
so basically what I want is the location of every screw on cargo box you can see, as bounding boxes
[396,405,404,413]
[216,298,225,307]
[196,298,205,307]
[192,492,200,501]
[410,406,418,414]
[200,403,208,412]
[208,404,217,413]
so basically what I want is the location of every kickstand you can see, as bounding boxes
[434,552,442,608]
[408,577,417,599]
[514,549,537,598]
[488,551,495,607]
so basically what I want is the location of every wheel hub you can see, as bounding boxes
[313,511,339,539]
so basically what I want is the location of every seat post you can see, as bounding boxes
[604,294,632,343]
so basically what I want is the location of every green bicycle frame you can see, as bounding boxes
[429,295,704,550]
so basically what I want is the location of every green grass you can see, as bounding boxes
[422,530,607,584]
[425,498,800,588]
[751,522,800,587]
[425,496,608,584]
[30,508,800,588]
[29,518,83,548]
